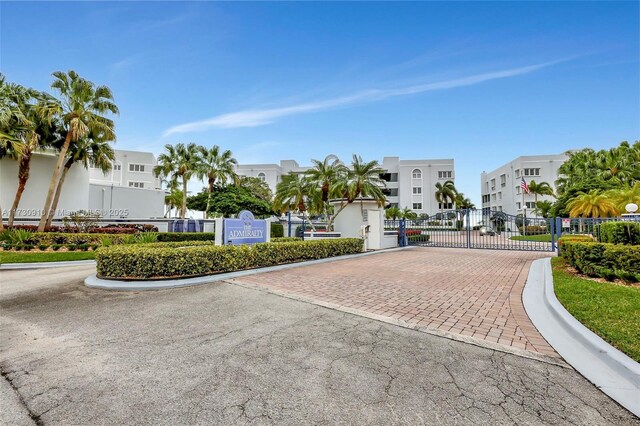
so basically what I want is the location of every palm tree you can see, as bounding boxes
[45,135,115,227]
[328,155,386,230]
[435,180,457,217]
[153,143,201,219]
[37,70,118,231]
[535,200,554,218]
[454,192,475,210]
[196,145,237,218]
[527,180,555,204]
[606,183,640,213]
[273,173,317,230]
[385,206,401,220]
[567,190,619,218]
[164,188,183,218]
[305,155,347,219]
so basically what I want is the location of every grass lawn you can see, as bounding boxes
[552,257,640,362]
[510,234,552,242]
[0,251,95,264]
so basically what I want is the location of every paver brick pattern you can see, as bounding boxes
[230,247,557,357]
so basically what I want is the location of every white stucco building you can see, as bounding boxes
[1,149,165,221]
[235,156,456,215]
[480,153,569,216]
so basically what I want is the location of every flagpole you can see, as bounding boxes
[523,190,526,237]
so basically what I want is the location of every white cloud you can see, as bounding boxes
[164,58,569,136]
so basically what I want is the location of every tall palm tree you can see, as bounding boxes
[454,192,475,209]
[196,145,237,218]
[45,135,115,227]
[535,200,554,218]
[273,173,317,230]
[435,180,457,217]
[153,143,201,219]
[305,155,347,219]
[528,180,555,204]
[37,70,118,231]
[328,155,386,230]
[567,190,619,218]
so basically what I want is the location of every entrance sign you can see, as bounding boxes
[223,210,267,245]
[562,219,571,229]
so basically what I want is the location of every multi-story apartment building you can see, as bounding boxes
[235,156,456,215]
[480,153,568,217]
[1,149,165,220]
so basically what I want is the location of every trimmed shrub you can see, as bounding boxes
[599,222,640,245]
[96,238,364,279]
[271,237,302,243]
[4,232,131,246]
[270,222,284,238]
[408,234,430,242]
[561,241,640,282]
[156,232,216,242]
[558,234,594,246]
[517,225,548,235]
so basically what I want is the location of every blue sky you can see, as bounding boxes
[1,1,638,204]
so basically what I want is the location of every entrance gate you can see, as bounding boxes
[387,209,556,252]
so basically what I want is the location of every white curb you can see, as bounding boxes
[85,246,413,291]
[0,260,96,270]
[523,258,640,417]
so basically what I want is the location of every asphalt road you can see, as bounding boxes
[0,266,637,425]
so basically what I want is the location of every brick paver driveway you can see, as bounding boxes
[229,247,557,357]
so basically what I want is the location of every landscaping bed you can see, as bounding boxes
[95,238,364,280]
[0,251,95,264]
[552,257,640,362]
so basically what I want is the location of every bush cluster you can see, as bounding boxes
[96,238,364,279]
[517,225,548,235]
[407,234,430,242]
[271,237,302,243]
[557,234,594,246]
[561,241,640,282]
[598,222,640,245]
[156,232,215,242]
[270,222,284,238]
[4,224,158,234]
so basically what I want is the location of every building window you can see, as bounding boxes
[482,194,490,203]
[498,206,503,212]
[516,202,521,209]
[516,186,521,195]
[413,203,422,210]
[113,163,121,171]
[129,164,146,172]
[382,188,399,197]
[438,170,452,179]
[500,174,506,187]
[257,172,266,182]
[128,181,145,189]
[412,169,422,179]
[525,201,536,209]
[498,192,502,200]
[438,202,453,209]
[412,187,422,194]
[515,169,520,178]
[380,173,398,182]
[491,193,496,201]
[524,168,540,176]
[490,178,496,191]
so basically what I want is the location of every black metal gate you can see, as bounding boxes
[387,209,556,252]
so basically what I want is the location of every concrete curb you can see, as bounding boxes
[523,258,640,417]
[85,246,413,291]
[0,260,96,270]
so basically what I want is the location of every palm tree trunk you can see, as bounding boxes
[8,154,32,227]
[181,178,188,219]
[45,161,73,228]
[205,178,214,220]
[38,132,73,231]
[0,204,4,231]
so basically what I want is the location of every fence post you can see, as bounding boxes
[550,217,556,252]
[465,209,471,249]
[399,218,407,247]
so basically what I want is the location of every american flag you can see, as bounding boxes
[520,177,530,194]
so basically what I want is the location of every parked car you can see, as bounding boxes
[479,226,496,236]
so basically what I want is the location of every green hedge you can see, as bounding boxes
[558,234,594,246]
[156,232,216,242]
[271,237,302,243]
[561,241,640,282]
[0,232,131,245]
[96,238,364,279]
[598,222,640,245]
[270,222,284,238]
